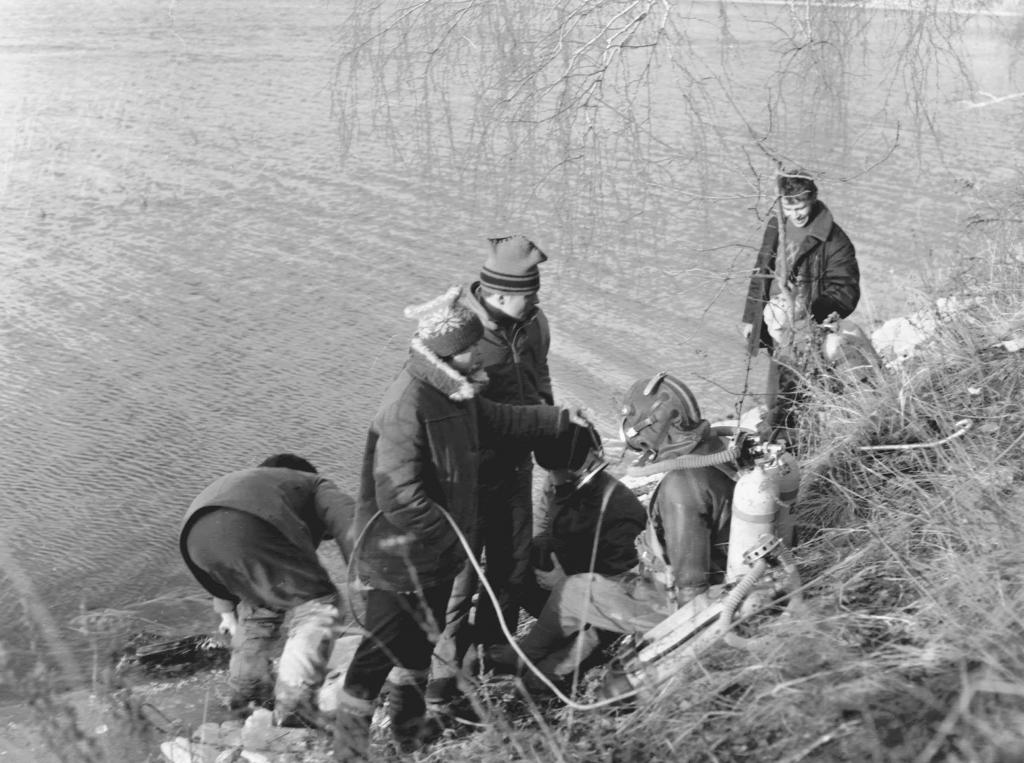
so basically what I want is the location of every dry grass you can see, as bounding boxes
[8,206,1024,762]
[417,195,1024,762]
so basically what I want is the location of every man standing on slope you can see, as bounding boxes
[427,234,554,707]
[741,171,860,434]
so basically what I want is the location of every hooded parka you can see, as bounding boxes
[353,339,568,593]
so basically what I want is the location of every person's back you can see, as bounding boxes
[179,454,354,728]
[184,465,345,556]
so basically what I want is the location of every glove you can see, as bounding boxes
[218,611,238,638]
[563,405,594,428]
[534,553,567,591]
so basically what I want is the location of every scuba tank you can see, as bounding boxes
[727,442,799,581]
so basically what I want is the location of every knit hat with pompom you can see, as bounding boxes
[404,285,484,357]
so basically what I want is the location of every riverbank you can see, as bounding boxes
[5,207,1024,762]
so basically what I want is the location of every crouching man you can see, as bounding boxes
[492,373,735,690]
[333,286,590,761]
[518,422,646,619]
[179,453,355,727]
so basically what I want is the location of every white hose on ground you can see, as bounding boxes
[858,418,973,452]
[346,507,637,711]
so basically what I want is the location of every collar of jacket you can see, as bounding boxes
[407,337,490,401]
[800,201,835,243]
[464,280,537,333]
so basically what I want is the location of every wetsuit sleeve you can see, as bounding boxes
[657,470,716,595]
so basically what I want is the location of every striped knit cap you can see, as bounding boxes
[481,234,547,294]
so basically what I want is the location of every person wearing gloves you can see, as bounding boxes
[179,453,355,727]
[333,285,589,761]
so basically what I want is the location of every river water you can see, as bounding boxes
[1,0,1021,690]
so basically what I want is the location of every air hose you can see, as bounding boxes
[717,543,802,649]
[626,445,739,477]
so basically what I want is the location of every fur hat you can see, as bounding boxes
[481,234,547,294]
[404,286,484,357]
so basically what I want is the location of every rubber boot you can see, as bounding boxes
[273,594,341,728]
[333,690,375,763]
[228,603,283,710]
[388,669,442,754]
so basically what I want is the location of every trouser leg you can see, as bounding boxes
[342,585,452,754]
[514,580,576,665]
[389,667,442,751]
[273,592,343,726]
[429,558,478,685]
[228,601,283,706]
[475,462,534,643]
[517,574,669,679]
[538,626,601,677]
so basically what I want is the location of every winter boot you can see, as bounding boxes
[228,603,283,711]
[272,594,341,728]
[333,690,375,763]
[388,669,443,754]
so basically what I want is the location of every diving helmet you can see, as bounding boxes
[619,372,702,463]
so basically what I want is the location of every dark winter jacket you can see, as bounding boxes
[180,467,355,598]
[742,202,860,349]
[534,470,646,577]
[463,281,553,407]
[354,339,569,592]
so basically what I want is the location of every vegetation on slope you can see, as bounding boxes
[4,199,1023,763]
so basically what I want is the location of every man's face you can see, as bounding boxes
[487,291,539,322]
[781,193,815,228]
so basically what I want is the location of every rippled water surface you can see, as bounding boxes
[1,0,1022,688]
